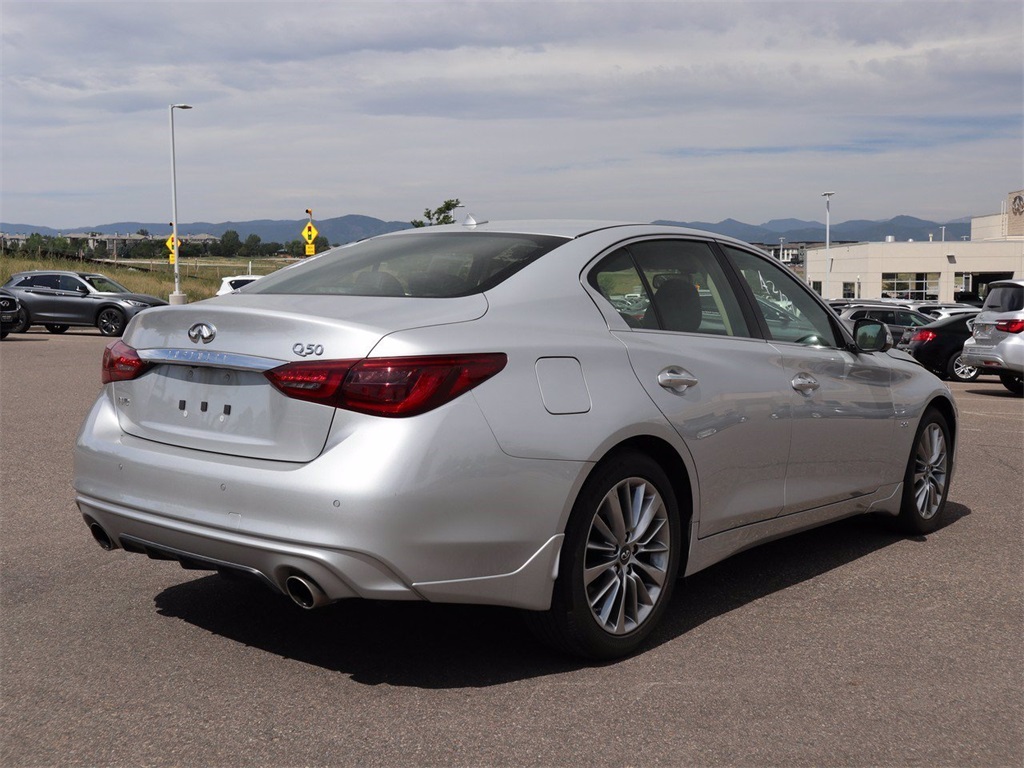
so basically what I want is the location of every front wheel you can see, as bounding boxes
[45,324,69,334]
[10,308,30,334]
[527,452,682,659]
[96,308,126,337]
[945,352,978,382]
[895,409,951,534]
[999,373,1023,395]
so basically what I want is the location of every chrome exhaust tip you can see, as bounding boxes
[285,574,329,609]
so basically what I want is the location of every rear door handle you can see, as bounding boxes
[791,373,819,394]
[658,367,698,392]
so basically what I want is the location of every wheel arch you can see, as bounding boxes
[926,395,957,453]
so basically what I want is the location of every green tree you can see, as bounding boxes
[239,233,262,259]
[220,229,242,257]
[411,198,461,227]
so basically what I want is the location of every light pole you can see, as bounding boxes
[169,104,192,304]
[779,236,786,261]
[822,191,835,299]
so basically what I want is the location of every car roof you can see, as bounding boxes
[371,219,755,248]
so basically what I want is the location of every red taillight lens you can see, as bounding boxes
[910,330,937,344]
[996,319,1024,333]
[102,340,151,383]
[264,353,507,417]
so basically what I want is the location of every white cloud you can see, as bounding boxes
[1,0,1020,228]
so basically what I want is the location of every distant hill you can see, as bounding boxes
[652,215,970,244]
[4,213,971,245]
[0,214,413,246]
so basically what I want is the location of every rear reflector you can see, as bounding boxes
[265,353,507,417]
[102,340,151,383]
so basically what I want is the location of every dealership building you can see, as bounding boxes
[803,190,1024,302]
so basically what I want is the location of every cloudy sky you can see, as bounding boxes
[2,0,1021,229]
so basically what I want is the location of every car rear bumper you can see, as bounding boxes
[74,388,585,610]
[961,337,1024,374]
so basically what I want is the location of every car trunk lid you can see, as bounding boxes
[110,294,487,461]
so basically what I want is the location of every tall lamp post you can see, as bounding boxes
[822,191,835,299]
[169,104,192,304]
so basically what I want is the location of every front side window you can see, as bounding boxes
[589,239,750,337]
[723,246,839,347]
[250,232,567,298]
[83,275,130,293]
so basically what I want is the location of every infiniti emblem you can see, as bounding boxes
[187,322,217,344]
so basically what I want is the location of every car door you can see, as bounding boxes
[51,274,93,323]
[721,246,896,515]
[590,238,792,537]
[16,274,63,321]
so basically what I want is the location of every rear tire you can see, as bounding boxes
[526,451,682,659]
[895,409,951,535]
[96,308,126,337]
[45,324,69,334]
[945,352,978,382]
[999,373,1023,395]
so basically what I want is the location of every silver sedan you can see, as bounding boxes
[74,221,957,659]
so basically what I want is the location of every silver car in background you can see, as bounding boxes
[960,278,1024,395]
[74,221,958,659]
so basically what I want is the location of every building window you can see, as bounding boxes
[881,272,940,300]
[811,281,822,295]
[842,282,855,299]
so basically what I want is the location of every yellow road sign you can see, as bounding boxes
[305,243,316,256]
[302,222,319,244]
[166,235,182,263]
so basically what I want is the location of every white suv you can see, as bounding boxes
[961,279,1024,395]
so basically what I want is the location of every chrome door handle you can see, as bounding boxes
[658,367,698,392]
[791,373,819,394]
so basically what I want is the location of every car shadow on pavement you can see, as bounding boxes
[153,503,970,688]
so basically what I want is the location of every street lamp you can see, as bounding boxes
[169,104,192,304]
[822,191,835,299]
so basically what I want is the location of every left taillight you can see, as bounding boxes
[996,319,1024,334]
[264,353,507,417]
[910,329,937,344]
[102,340,151,383]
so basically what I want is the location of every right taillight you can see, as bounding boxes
[264,353,507,417]
[911,330,936,343]
[996,319,1024,333]
[102,340,151,383]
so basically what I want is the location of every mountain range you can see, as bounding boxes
[2,213,972,246]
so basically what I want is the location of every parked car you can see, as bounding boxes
[0,289,21,339]
[3,271,167,336]
[216,274,263,295]
[838,304,934,342]
[74,221,957,659]
[902,313,983,382]
[961,278,1024,395]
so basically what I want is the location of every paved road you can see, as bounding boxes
[2,328,1022,767]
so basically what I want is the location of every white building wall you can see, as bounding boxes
[804,241,1024,300]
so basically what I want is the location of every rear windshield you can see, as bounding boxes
[982,285,1024,312]
[249,231,568,297]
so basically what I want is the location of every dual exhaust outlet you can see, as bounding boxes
[86,517,331,611]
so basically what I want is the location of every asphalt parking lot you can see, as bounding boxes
[2,328,1022,767]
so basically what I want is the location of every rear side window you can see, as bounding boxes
[589,239,751,337]
[249,232,568,297]
[982,285,1024,312]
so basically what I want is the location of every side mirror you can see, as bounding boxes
[853,318,892,352]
